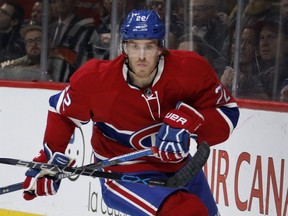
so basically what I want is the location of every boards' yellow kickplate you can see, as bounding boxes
[0,209,43,216]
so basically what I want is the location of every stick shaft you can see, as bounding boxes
[0,147,157,194]
[0,143,210,194]
[0,182,23,195]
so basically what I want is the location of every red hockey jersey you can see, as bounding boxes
[45,50,239,173]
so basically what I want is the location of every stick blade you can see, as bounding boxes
[166,141,210,188]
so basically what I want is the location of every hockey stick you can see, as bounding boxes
[0,142,210,194]
[0,147,157,195]
[0,182,23,195]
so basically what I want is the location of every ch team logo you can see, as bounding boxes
[130,123,162,149]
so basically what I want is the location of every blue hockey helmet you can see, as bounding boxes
[120,9,165,41]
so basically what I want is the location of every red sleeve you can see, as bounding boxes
[175,53,239,146]
[197,108,231,145]
[190,60,238,146]
[43,60,99,153]
[44,111,76,153]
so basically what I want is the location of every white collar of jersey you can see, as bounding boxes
[122,55,164,90]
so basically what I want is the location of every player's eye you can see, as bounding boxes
[128,43,139,50]
[145,45,153,50]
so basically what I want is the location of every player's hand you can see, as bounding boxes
[23,144,75,200]
[156,102,204,163]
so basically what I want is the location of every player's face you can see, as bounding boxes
[125,40,161,78]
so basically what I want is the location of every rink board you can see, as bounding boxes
[0,84,287,216]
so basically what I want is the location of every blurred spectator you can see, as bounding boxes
[94,0,127,59]
[226,0,279,68]
[0,0,25,62]
[30,0,43,25]
[146,0,185,49]
[179,0,230,77]
[255,17,288,100]
[94,0,115,58]
[0,24,68,81]
[49,0,58,23]
[220,25,267,99]
[96,0,113,35]
[222,16,288,101]
[282,0,288,18]
[24,0,57,25]
[177,33,211,60]
[241,0,279,27]
[220,22,236,67]
[49,0,99,82]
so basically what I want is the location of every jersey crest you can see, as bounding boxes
[130,123,162,149]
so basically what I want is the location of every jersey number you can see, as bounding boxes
[136,15,148,21]
[61,89,71,112]
[215,84,230,105]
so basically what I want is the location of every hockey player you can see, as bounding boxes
[22,9,239,216]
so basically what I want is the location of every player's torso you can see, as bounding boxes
[90,63,183,151]
[76,52,212,159]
